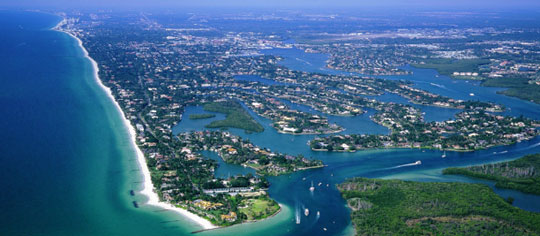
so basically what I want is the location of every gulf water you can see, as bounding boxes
[2,10,539,236]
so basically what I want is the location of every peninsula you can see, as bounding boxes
[338,177,540,235]
[444,153,540,195]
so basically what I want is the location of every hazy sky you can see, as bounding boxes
[2,0,540,9]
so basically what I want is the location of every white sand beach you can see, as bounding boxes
[54,19,217,230]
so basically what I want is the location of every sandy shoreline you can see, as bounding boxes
[53,19,216,230]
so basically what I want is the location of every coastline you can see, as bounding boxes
[52,19,217,230]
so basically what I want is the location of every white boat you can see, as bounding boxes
[318,182,322,186]
[317,211,320,217]
[304,208,309,216]
[469,93,475,96]
[309,181,315,192]
[442,151,446,158]
[414,160,422,165]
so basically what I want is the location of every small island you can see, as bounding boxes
[237,91,345,134]
[444,153,540,195]
[338,177,540,235]
[311,110,539,152]
[203,100,264,133]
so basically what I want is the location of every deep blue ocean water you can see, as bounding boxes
[1,10,539,236]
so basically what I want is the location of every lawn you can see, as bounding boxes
[412,58,490,77]
[239,198,280,221]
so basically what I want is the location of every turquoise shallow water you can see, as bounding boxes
[0,11,201,235]
[2,10,539,236]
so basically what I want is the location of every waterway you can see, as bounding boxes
[182,46,540,235]
[2,11,539,236]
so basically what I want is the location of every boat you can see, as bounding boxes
[317,211,320,217]
[323,228,327,231]
[132,201,139,208]
[309,181,315,192]
[442,151,446,158]
[318,182,322,186]
[129,190,135,196]
[469,93,475,96]
[414,160,422,165]
[304,208,310,216]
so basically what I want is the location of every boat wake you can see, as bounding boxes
[385,160,422,170]
[295,202,301,224]
[529,142,540,149]
[515,142,540,152]
[492,150,509,155]
[304,210,321,229]
[429,82,446,88]
[295,57,313,66]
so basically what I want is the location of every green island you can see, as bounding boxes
[189,113,216,120]
[482,77,540,104]
[204,100,265,133]
[338,178,540,235]
[444,153,540,195]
